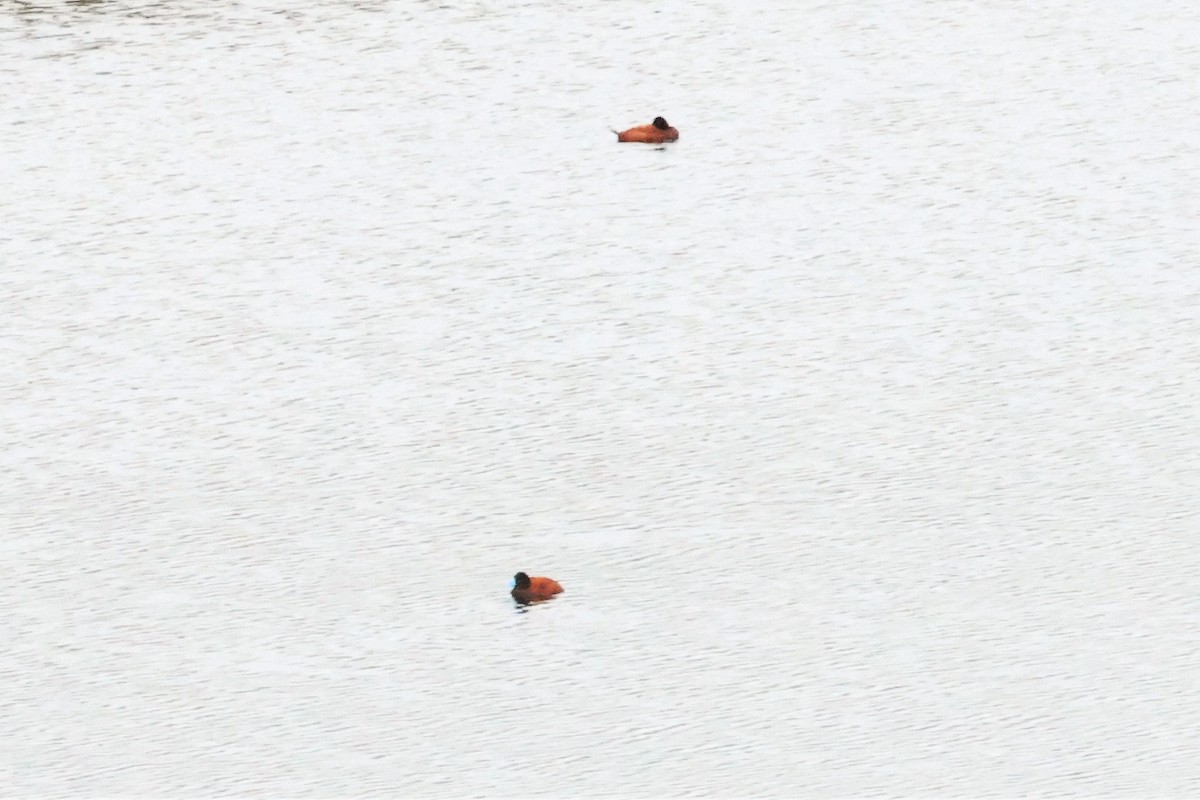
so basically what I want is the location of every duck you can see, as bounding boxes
[613,116,679,144]
[511,571,564,603]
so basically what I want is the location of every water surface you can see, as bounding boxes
[3,0,1199,796]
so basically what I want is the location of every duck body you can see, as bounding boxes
[615,116,679,144]
[511,571,563,603]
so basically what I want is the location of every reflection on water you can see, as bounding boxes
[3,0,1199,796]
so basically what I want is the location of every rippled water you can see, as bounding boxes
[3,0,1199,796]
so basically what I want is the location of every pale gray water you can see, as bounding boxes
[2,0,1199,796]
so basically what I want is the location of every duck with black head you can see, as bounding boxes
[613,116,679,144]
[510,571,564,604]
